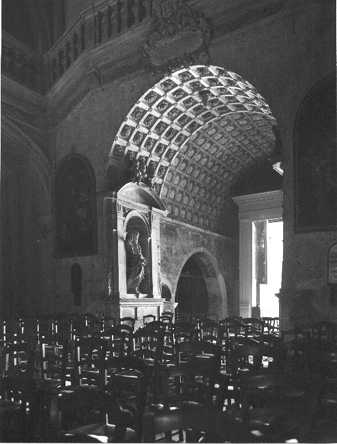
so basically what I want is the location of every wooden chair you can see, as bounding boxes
[1,342,38,441]
[104,357,149,441]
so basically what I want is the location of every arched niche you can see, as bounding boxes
[125,214,150,295]
[55,154,97,258]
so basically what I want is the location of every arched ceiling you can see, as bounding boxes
[110,65,277,233]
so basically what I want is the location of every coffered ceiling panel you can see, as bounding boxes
[110,65,277,233]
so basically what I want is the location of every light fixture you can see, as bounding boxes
[272,161,284,176]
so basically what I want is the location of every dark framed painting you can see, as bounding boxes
[55,154,97,258]
[294,76,337,232]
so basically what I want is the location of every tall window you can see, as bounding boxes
[55,155,97,257]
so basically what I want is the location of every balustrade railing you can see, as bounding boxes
[2,32,44,92]
[45,0,153,88]
[2,1,153,93]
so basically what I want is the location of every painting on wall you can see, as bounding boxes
[55,155,97,257]
[294,77,337,232]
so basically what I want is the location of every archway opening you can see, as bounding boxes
[109,64,279,317]
[175,256,208,321]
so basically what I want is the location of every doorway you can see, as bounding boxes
[234,190,283,318]
[252,218,283,317]
[175,256,208,320]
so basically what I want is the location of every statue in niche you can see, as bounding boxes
[125,230,146,294]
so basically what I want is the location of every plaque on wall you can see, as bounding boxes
[328,243,337,285]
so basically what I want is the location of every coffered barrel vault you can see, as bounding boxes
[110,65,277,232]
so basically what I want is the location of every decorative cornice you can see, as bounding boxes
[233,190,283,220]
[143,0,211,73]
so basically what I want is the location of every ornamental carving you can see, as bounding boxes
[144,0,211,69]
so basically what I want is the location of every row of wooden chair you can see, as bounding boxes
[1,317,336,442]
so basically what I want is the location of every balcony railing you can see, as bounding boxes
[45,0,153,89]
[2,32,44,92]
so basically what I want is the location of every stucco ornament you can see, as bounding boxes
[144,0,211,70]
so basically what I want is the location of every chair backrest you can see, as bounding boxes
[143,314,156,325]
[132,327,163,364]
[262,317,280,336]
[74,337,104,386]
[229,341,265,376]
[101,325,133,359]
[4,342,34,378]
[200,319,219,344]
[161,311,173,319]
[242,318,264,338]
[120,317,135,331]
[174,321,196,344]
[39,339,68,385]
[159,315,173,325]
[104,357,149,440]
[219,317,244,339]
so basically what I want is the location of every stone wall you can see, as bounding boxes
[160,218,236,319]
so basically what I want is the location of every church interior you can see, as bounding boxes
[1,0,336,442]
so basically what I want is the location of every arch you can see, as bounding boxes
[294,74,336,232]
[55,154,97,257]
[2,115,51,194]
[173,248,227,320]
[110,65,278,233]
[118,182,166,211]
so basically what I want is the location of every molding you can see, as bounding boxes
[233,190,283,220]
[164,216,234,243]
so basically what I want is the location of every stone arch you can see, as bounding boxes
[2,116,51,193]
[55,153,97,257]
[174,248,227,320]
[109,65,278,233]
[293,73,336,231]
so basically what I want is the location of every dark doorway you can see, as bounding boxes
[175,257,208,320]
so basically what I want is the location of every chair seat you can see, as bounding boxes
[66,423,137,442]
